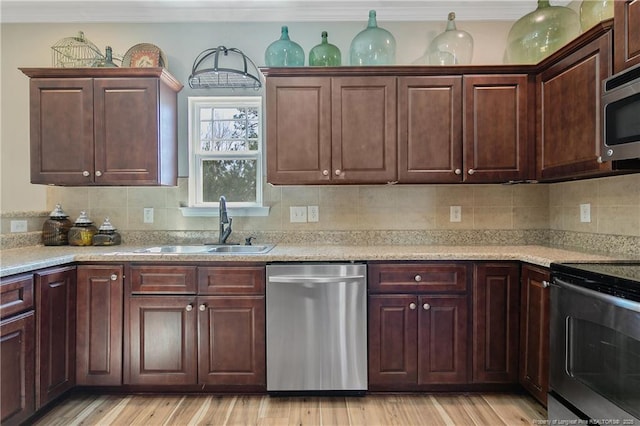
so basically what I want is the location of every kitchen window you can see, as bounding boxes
[185,96,267,216]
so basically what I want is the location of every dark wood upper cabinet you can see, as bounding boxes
[266,74,396,184]
[614,0,640,73]
[519,264,551,407]
[536,25,614,181]
[20,68,182,186]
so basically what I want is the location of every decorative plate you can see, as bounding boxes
[122,43,168,68]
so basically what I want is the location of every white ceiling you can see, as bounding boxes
[0,0,575,23]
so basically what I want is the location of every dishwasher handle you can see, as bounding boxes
[268,275,365,284]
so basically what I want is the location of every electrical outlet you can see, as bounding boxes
[143,207,154,223]
[307,206,319,222]
[580,203,591,223]
[289,206,307,223]
[450,206,462,222]
[10,220,27,233]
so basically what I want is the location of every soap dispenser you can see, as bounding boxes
[92,217,122,246]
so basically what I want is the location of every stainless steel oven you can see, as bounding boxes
[549,262,640,424]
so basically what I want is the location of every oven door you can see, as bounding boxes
[550,277,640,422]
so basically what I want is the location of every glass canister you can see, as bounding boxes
[92,217,122,246]
[42,204,72,246]
[504,0,581,64]
[426,12,474,65]
[350,10,396,66]
[309,31,342,66]
[68,211,98,246]
[264,26,305,67]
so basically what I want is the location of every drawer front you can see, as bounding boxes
[198,265,265,295]
[0,274,34,319]
[129,265,197,294]
[368,263,469,293]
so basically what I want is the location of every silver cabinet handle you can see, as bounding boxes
[454,168,462,175]
[322,170,329,176]
[335,169,341,176]
[409,302,417,310]
[185,304,193,312]
[199,304,206,312]
[414,274,422,282]
[95,171,102,177]
[268,275,365,284]
[110,274,118,281]
[468,169,475,175]
[542,280,550,288]
[423,303,431,310]
[82,171,90,177]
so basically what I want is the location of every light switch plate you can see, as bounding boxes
[580,203,591,223]
[450,206,462,222]
[290,206,307,223]
[10,220,27,232]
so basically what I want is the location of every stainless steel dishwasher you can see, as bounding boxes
[266,263,367,394]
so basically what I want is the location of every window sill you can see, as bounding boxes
[179,206,270,217]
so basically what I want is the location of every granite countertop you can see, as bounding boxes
[0,243,618,277]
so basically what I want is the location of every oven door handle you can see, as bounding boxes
[553,277,640,312]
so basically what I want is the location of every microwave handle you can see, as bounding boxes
[553,277,640,313]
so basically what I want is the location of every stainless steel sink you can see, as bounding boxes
[131,244,274,254]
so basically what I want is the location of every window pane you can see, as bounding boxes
[202,159,257,203]
[200,107,212,120]
[213,107,245,120]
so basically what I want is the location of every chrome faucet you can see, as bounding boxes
[218,195,232,244]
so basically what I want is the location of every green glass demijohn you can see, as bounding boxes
[504,0,581,64]
[579,0,614,32]
[265,26,305,67]
[350,10,396,66]
[309,31,342,66]
[427,12,474,65]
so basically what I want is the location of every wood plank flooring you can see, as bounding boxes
[32,392,547,425]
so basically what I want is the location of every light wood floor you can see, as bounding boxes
[32,392,547,425]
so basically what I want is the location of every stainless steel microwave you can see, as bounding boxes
[601,63,640,162]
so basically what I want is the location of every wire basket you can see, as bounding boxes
[188,46,262,90]
[51,31,104,68]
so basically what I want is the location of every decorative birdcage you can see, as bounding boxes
[51,31,104,68]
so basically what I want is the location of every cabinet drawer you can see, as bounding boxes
[0,274,34,319]
[129,265,197,294]
[197,265,265,295]
[368,263,469,293]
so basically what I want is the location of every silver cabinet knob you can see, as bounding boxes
[334,169,341,176]
[409,302,417,310]
[542,280,550,288]
[468,169,475,175]
[110,274,118,281]
[82,171,90,177]
[95,171,102,177]
[414,274,422,282]
[185,304,193,312]
[454,168,462,175]
[322,170,329,176]
[199,304,206,312]
[423,303,431,310]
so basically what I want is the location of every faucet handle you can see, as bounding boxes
[245,236,255,246]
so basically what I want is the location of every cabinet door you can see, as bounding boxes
[369,262,469,294]
[0,312,35,426]
[614,0,640,73]
[0,274,34,319]
[126,296,197,385]
[537,31,613,180]
[472,263,520,384]
[519,264,551,406]
[368,295,417,388]
[29,78,94,185]
[266,77,331,184]
[198,296,265,387]
[94,78,162,185]
[76,265,123,386]
[463,75,530,182]
[35,266,76,408]
[398,76,463,183]
[197,265,265,295]
[418,294,469,384]
[332,77,397,183]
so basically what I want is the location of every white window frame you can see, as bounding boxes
[183,96,268,217]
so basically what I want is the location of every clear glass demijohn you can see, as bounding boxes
[504,0,581,64]
[427,12,474,65]
[579,0,614,32]
[309,31,342,66]
[265,25,305,67]
[350,10,396,66]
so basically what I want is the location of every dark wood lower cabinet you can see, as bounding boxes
[76,265,123,386]
[0,311,35,426]
[519,264,551,406]
[472,263,520,384]
[35,266,76,409]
